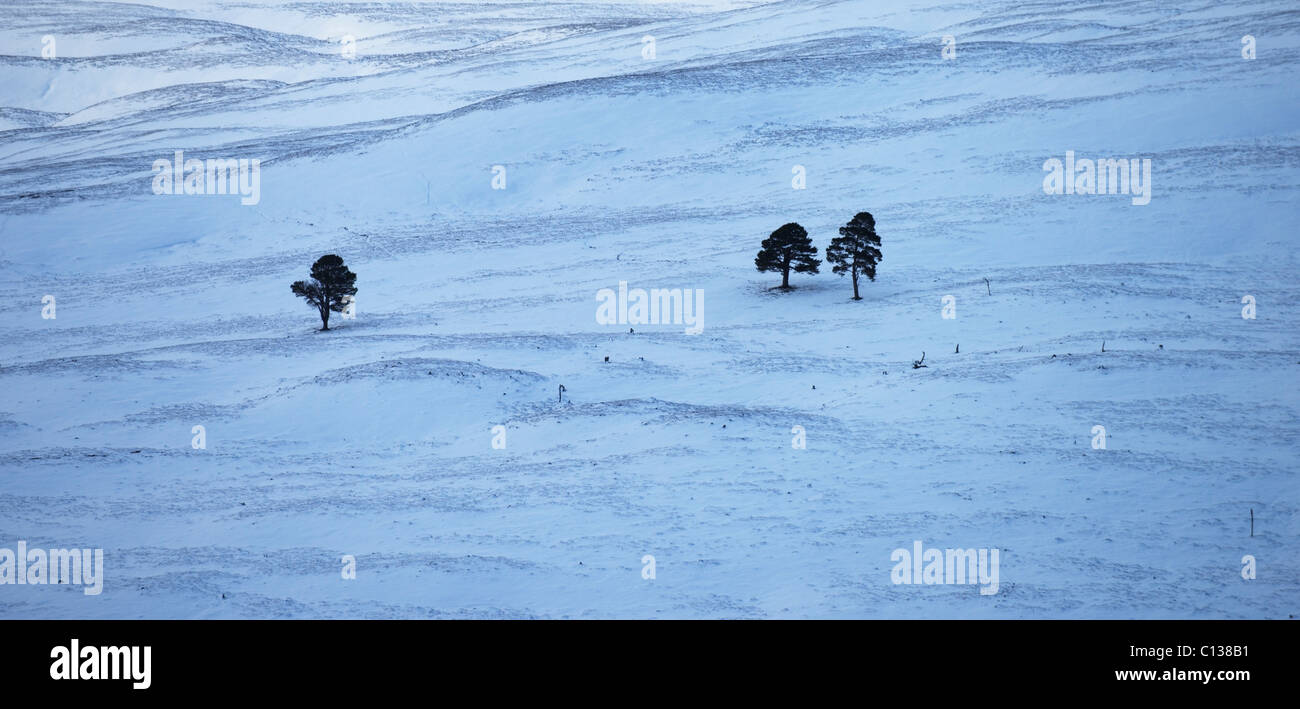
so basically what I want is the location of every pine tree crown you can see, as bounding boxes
[826,212,882,280]
[755,222,821,274]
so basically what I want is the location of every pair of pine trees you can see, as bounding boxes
[754,212,882,299]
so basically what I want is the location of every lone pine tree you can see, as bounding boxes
[825,211,882,300]
[291,254,358,331]
[755,222,820,289]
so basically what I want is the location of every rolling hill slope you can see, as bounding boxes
[0,0,1296,618]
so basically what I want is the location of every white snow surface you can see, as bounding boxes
[0,0,1296,618]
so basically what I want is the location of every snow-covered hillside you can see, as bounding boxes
[0,0,1296,618]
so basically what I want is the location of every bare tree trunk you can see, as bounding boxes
[322,286,333,330]
[851,268,861,300]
